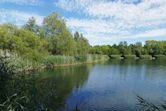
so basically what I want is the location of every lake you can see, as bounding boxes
[1,60,166,111]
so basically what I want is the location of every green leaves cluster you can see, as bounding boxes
[0,12,90,62]
[90,41,166,57]
[0,24,47,61]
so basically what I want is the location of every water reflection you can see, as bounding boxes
[1,60,166,111]
[0,65,91,111]
[64,60,166,111]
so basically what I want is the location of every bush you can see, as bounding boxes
[154,55,166,60]
[0,57,15,77]
[124,55,136,59]
[109,55,121,59]
[139,55,152,59]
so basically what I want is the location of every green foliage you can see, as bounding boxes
[109,47,120,55]
[154,55,166,60]
[91,40,166,60]
[124,55,137,59]
[0,93,27,111]
[44,55,109,68]
[74,32,90,55]
[109,55,121,59]
[23,17,39,34]
[139,55,152,59]
[0,57,15,79]
[0,24,48,61]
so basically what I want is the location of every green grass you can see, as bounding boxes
[3,54,109,72]
[44,55,109,66]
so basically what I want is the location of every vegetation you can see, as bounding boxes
[1,11,166,71]
[90,41,166,60]
[124,55,137,59]
[137,96,166,111]
[0,12,109,71]
[0,56,91,111]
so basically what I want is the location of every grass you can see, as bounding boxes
[44,54,109,67]
[6,54,109,72]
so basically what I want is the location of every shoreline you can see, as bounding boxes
[16,59,109,74]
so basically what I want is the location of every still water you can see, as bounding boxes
[1,60,166,111]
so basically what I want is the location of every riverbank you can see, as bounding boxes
[8,54,109,73]
[109,54,166,60]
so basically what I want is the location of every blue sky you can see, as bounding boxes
[0,0,166,45]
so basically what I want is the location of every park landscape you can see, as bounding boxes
[1,0,166,111]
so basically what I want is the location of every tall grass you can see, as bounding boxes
[44,54,109,67]
[6,54,109,72]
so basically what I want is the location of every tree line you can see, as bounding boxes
[1,12,166,61]
[0,12,90,61]
[90,41,166,57]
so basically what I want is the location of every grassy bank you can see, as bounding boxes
[8,54,109,73]
[109,55,154,60]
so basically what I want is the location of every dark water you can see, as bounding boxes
[1,60,166,111]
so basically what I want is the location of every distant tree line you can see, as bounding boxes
[90,41,166,57]
[0,12,166,61]
[0,12,90,61]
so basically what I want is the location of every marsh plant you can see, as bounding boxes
[0,57,27,111]
[137,96,166,111]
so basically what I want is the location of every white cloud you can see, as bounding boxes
[0,0,43,6]
[131,28,166,38]
[55,0,102,12]
[57,0,166,44]
[0,9,44,26]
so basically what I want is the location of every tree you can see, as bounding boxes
[74,32,90,55]
[44,12,76,55]
[118,41,131,56]
[23,17,40,34]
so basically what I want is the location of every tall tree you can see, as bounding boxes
[43,12,76,55]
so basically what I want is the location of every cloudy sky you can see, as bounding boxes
[0,0,166,45]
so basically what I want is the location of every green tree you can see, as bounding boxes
[74,32,90,55]
[43,12,76,55]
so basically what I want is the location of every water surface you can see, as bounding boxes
[1,60,166,111]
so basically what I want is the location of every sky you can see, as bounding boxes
[0,0,166,45]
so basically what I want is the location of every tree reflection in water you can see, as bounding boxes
[0,63,91,111]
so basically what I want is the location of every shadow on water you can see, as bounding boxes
[1,58,166,111]
[0,57,91,111]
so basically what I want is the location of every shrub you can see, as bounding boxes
[154,55,166,60]
[109,55,121,59]
[124,55,136,59]
[139,55,152,60]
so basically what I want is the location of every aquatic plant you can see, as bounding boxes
[137,95,166,111]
